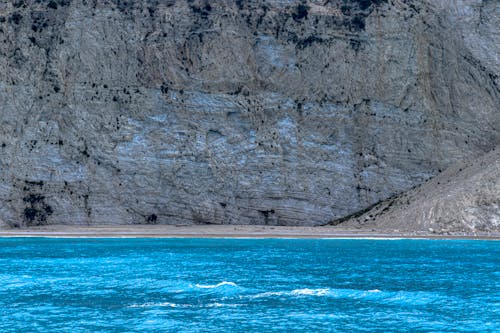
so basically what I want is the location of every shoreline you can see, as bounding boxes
[0,225,498,240]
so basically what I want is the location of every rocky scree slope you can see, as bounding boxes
[0,0,498,228]
[333,146,500,234]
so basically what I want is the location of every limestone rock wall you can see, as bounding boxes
[432,0,500,87]
[0,0,498,227]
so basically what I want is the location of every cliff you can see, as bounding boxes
[0,0,498,228]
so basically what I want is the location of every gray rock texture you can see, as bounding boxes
[336,146,500,233]
[433,0,500,87]
[0,0,498,228]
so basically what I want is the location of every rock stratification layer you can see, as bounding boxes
[0,0,498,227]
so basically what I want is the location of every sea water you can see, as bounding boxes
[0,238,498,332]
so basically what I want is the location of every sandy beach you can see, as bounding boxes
[0,225,498,240]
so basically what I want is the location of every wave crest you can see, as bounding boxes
[247,287,447,306]
[195,281,238,289]
[128,302,179,308]
[291,288,329,296]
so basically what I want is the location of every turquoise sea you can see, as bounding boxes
[0,238,498,332]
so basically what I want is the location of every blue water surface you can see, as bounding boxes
[0,238,498,332]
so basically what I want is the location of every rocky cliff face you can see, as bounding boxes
[433,0,500,87]
[0,0,498,227]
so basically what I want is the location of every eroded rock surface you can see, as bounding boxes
[0,0,498,227]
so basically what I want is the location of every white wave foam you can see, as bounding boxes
[246,288,386,300]
[128,302,180,308]
[368,289,381,293]
[195,281,238,289]
[242,287,447,306]
[205,303,242,308]
[128,302,243,309]
[291,288,329,296]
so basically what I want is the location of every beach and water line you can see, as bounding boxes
[0,224,498,239]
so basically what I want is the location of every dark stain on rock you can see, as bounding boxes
[296,35,323,49]
[23,193,45,204]
[48,1,58,10]
[292,4,309,22]
[160,83,169,94]
[25,180,44,188]
[22,192,53,226]
[9,12,23,25]
[259,209,275,224]
[146,214,158,223]
[350,16,365,30]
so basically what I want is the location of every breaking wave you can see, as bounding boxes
[291,288,330,296]
[128,302,182,308]
[194,281,238,289]
[246,287,447,305]
[128,302,242,309]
